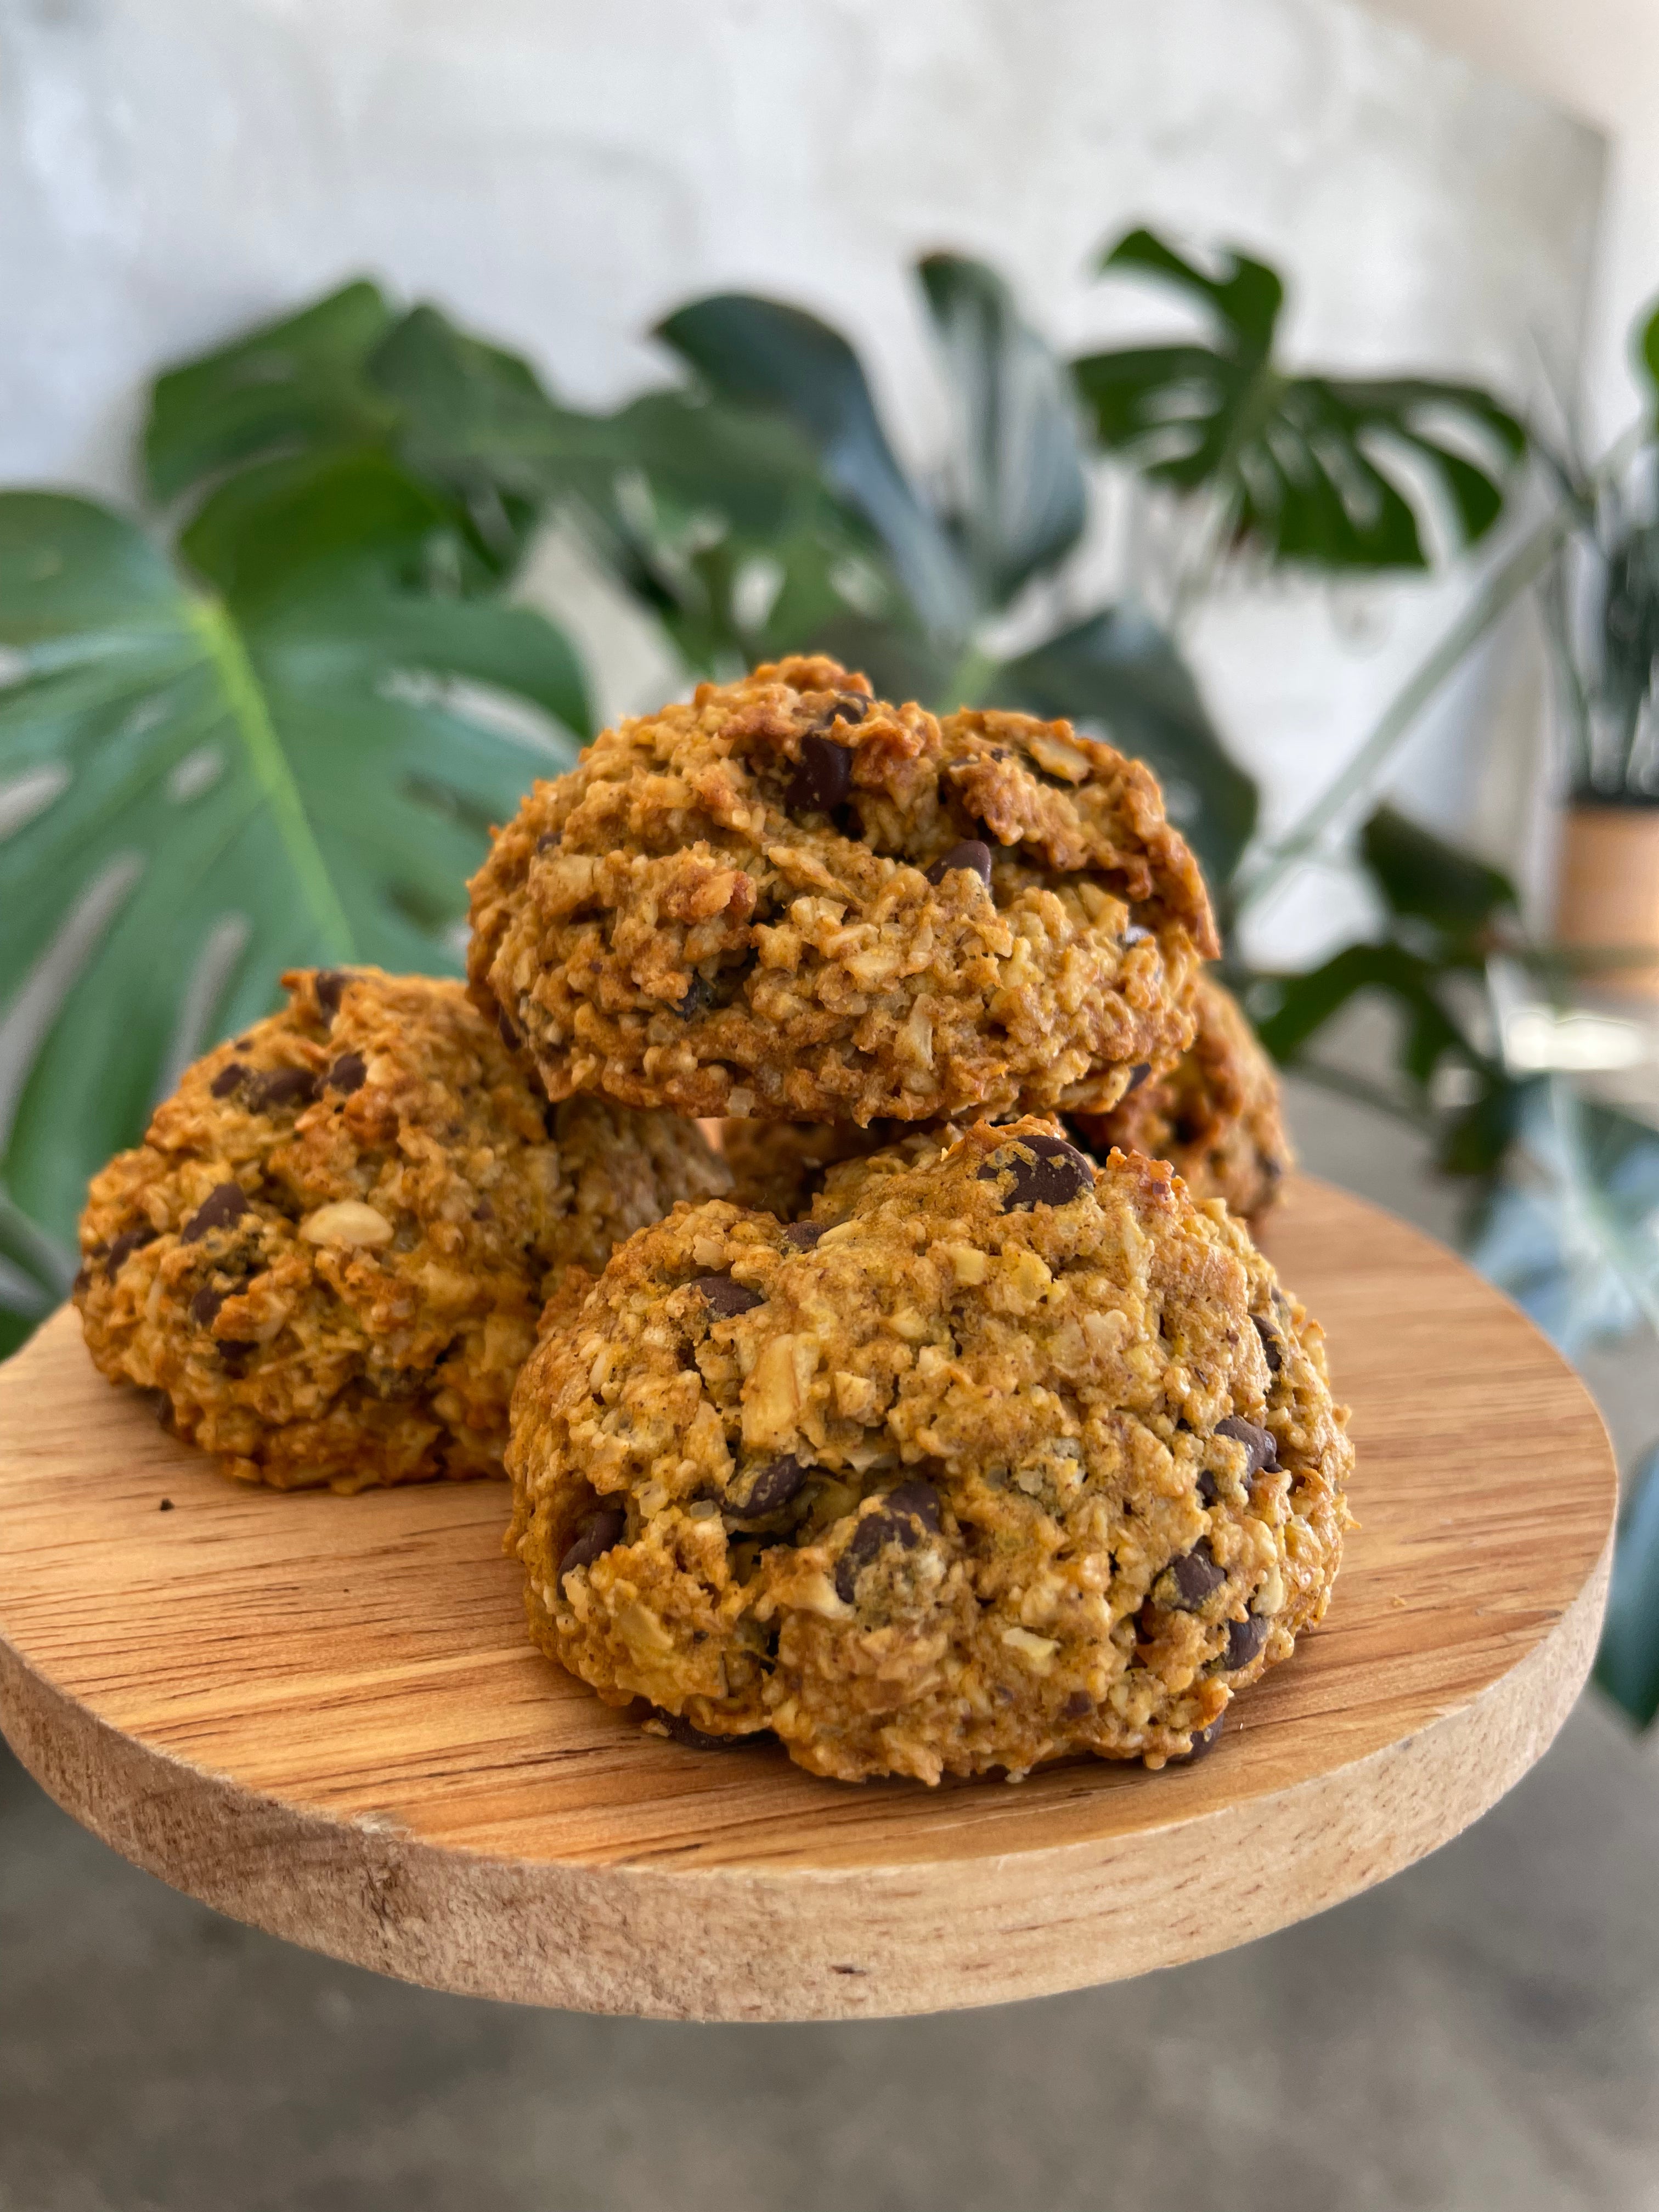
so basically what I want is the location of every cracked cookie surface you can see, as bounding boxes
[509,1120,1351,1784]
[1070,975,1291,1224]
[76,968,728,1490]
[467,656,1216,1126]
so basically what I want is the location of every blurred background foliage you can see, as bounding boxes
[3,227,1659,1722]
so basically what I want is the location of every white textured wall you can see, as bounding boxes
[1,0,1606,956]
[1367,0,1659,450]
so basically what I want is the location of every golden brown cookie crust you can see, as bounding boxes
[508,1121,1352,1784]
[467,658,1217,1127]
[1070,975,1292,1223]
[76,968,729,1491]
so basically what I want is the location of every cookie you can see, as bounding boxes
[508,1119,1352,1784]
[720,1116,961,1221]
[76,968,729,1491]
[723,980,1290,1228]
[1069,975,1290,1223]
[467,656,1217,1127]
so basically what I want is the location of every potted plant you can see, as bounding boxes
[1544,315,1659,993]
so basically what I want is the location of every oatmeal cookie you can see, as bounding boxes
[724,980,1290,1226]
[1073,975,1291,1222]
[467,656,1217,1126]
[76,968,728,1491]
[509,1120,1351,1784]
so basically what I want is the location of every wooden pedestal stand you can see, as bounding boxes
[0,1179,1616,2022]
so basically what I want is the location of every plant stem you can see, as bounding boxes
[1233,511,1568,918]
[187,597,356,961]
[1235,422,1649,920]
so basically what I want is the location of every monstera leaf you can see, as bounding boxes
[1073,227,1526,569]
[0,485,588,1245]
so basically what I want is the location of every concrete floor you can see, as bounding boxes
[3,1081,1658,2212]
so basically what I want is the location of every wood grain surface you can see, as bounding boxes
[0,1177,1617,2022]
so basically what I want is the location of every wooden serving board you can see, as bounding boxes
[0,1178,1616,2023]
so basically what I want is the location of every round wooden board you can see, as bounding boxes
[0,1177,1616,2023]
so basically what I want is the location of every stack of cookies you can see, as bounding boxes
[76,654,1351,1786]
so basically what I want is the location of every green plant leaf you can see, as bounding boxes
[1598,1439,1659,1729]
[1466,1081,1659,1353]
[1073,226,1525,571]
[0,1182,74,1357]
[0,490,586,1242]
[1639,300,1659,424]
[1360,804,1517,939]
[916,253,1088,603]
[991,605,1257,890]
[145,281,399,505]
[656,292,974,637]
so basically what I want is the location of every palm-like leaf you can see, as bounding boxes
[1073,227,1526,569]
[0,488,587,1243]
[916,253,1088,603]
[656,292,973,637]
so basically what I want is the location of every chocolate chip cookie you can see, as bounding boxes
[1069,975,1292,1222]
[467,656,1217,1127]
[76,968,729,1491]
[508,1120,1351,1783]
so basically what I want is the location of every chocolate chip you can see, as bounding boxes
[1195,1468,1219,1508]
[250,1066,317,1111]
[978,1133,1094,1211]
[1224,1615,1269,1669]
[105,1226,158,1273]
[925,839,994,888]
[885,1480,942,1530]
[558,1503,626,1585]
[812,693,868,731]
[783,1221,826,1250]
[675,974,713,1020]
[662,1713,751,1751]
[325,1052,366,1095]
[180,1183,248,1244]
[534,830,560,852]
[1126,1062,1152,1093]
[834,1481,942,1602]
[1215,1414,1279,1476]
[189,1286,225,1329]
[1253,1315,1284,1372]
[159,1498,174,1513]
[314,970,353,1020]
[217,1342,253,1374]
[210,1062,248,1098]
[1174,1716,1224,1763]
[72,1265,92,1296]
[693,1273,762,1318]
[786,734,853,815]
[497,1006,520,1048]
[139,1387,174,1432]
[471,1199,493,1222]
[738,1456,810,1517]
[1167,1539,1227,1610]
[1063,1689,1094,1719]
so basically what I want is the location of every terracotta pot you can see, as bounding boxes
[1555,803,1659,996]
